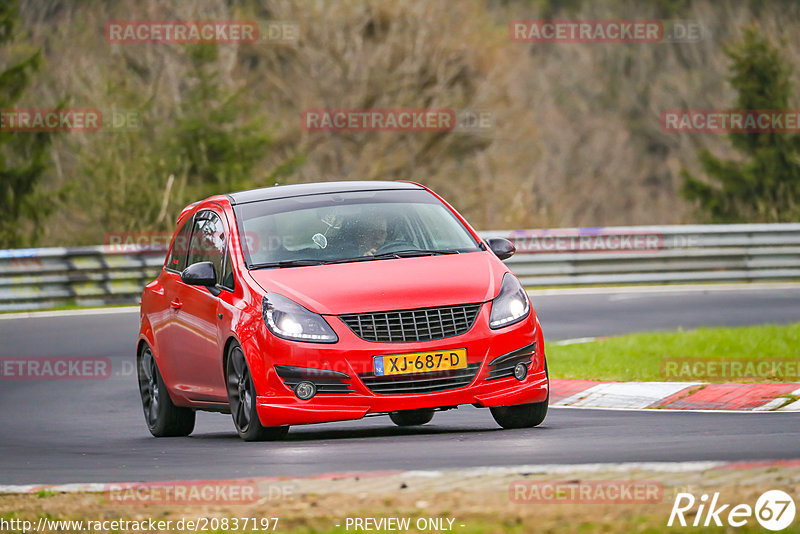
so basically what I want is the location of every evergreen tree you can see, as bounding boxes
[681,25,800,222]
[0,1,56,247]
[77,43,300,241]
[170,45,273,198]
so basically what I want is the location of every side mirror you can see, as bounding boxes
[181,261,217,287]
[486,238,516,260]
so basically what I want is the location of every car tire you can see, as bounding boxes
[138,344,196,437]
[226,343,289,442]
[490,360,549,429]
[389,408,435,426]
[490,398,548,429]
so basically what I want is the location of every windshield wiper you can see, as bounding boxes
[382,249,461,258]
[331,249,462,262]
[250,250,462,269]
[330,250,462,263]
[326,255,396,264]
[250,259,330,269]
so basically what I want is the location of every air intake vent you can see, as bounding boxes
[358,363,481,395]
[486,343,535,381]
[273,365,353,393]
[339,304,482,343]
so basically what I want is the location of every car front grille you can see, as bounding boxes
[485,343,535,381]
[339,303,482,343]
[358,362,481,395]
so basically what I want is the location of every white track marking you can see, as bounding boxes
[0,307,139,320]
[753,398,791,411]
[549,337,598,346]
[553,382,702,409]
[778,388,800,411]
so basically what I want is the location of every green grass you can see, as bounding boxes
[547,323,800,382]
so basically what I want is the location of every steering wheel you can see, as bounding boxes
[375,240,417,255]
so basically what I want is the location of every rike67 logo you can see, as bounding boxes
[669,490,796,531]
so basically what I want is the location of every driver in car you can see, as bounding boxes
[358,212,389,256]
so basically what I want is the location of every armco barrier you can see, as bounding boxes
[1,223,799,311]
[0,246,164,312]
[481,223,800,286]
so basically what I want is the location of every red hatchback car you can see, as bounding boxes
[137,181,549,440]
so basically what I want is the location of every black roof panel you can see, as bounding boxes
[227,180,423,205]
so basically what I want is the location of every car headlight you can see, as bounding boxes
[489,273,530,329]
[262,293,338,343]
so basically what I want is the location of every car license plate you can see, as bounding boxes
[373,349,467,376]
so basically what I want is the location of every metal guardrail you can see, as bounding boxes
[0,246,164,312]
[1,223,799,311]
[482,223,800,287]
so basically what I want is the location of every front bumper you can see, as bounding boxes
[249,304,549,427]
[256,370,548,426]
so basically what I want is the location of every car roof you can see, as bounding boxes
[226,180,424,205]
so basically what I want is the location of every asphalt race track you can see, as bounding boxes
[1,285,799,485]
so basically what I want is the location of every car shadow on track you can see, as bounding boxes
[286,424,507,441]
[190,424,506,442]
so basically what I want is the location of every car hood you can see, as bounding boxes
[248,251,506,315]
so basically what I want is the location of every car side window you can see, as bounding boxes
[166,217,194,272]
[186,211,226,283]
[221,249,235,291]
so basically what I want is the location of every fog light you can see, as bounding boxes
[513,362,528,381]
[295,381,316,400]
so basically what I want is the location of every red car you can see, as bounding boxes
[137,181,549,441]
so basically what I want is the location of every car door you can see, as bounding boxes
[151,214,194,394]
[169,207,230,402]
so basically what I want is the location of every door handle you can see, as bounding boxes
[170,299,183,310]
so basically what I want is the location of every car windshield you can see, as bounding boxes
[233,188,482,268]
